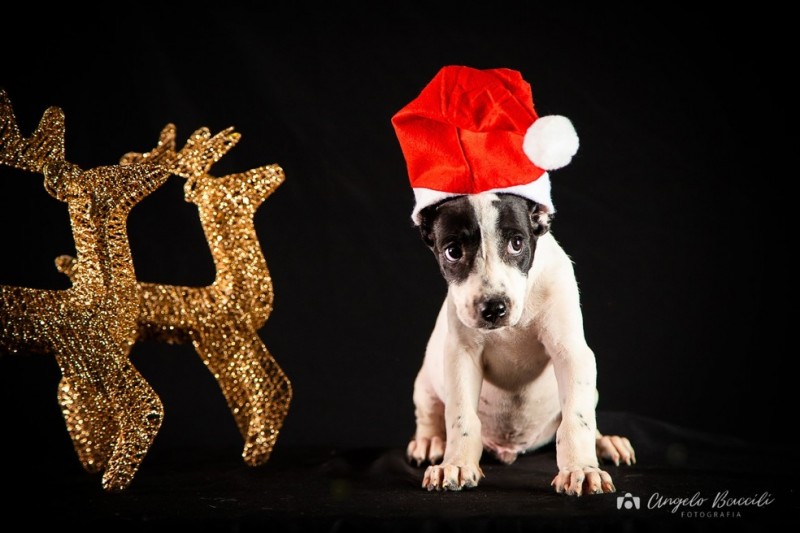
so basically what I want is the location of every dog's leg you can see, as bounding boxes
[592,390,636,465]
[422,310,485,491]
[538,275,618,496]
[590,390,636,466]
[596,430,636,466]
[407,372,446,466]
[408,305,448,466]
[548,350,616,496]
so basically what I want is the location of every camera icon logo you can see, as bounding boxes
[616,492,640,510]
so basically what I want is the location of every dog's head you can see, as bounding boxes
[418,192,551,330]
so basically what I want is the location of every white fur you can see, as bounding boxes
[447,196,528,329]
[408,193,633,495]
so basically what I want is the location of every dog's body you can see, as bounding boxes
[407,192,634,495]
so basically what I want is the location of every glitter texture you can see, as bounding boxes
[1,91,292,491]
[0,90,167,491]
[59,124,293,468]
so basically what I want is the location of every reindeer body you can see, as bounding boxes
[59,126,292,466]
[0,92,167,491]
[139,166,289,466]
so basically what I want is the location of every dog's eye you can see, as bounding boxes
[444,244,463,262]
[507,236,524,255]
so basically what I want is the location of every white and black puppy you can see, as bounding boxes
[407,191,635,495]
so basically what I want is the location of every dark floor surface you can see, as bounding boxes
[2,412,794,532]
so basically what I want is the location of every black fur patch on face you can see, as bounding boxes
[418,196,480,284]
[418,194,551,284]
[493,194,541,275]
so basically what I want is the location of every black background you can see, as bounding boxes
[0,4,788,472]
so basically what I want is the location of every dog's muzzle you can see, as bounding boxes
[478,297,510,328]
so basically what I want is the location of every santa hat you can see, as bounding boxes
[391,65,579,225]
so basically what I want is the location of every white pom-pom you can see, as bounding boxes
[523,115,579,170]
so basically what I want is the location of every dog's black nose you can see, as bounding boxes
[480,299,507,324]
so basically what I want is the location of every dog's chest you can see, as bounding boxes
[476,326,561,452]
[480,326,550,389]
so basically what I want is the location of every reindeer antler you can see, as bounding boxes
[121,124,240,181]
[119,123,177,168]
[0,89,66,173]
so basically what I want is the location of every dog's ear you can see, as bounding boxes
[529,202,553,237]
[417,204,438,248]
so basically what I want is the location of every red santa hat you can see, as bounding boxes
[391,65,579,225]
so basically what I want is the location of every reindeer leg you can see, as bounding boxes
[55,330,163,492]
[57,376,116,473]
[193,322,292,466]
[189,322,250,441]
[100,356,164,492]
[249,331,292,465]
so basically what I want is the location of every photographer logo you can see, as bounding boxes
[617,492,640,510]
[612,489,775,519]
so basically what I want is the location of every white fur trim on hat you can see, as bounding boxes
[487,173,554,213]
[411,174,554,225]
[523,115,579,170]
[411,188,462,225]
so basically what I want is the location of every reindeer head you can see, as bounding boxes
[1,90,168,215]
[1,89,66,181]
[122,124,285,218]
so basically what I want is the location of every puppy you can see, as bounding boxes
[406,192,635,495]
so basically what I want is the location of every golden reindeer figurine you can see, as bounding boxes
[0,90,168,491]
[58,124,293,466]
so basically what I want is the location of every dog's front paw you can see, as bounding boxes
[596,435,636,466]
[407,436,445,466]
[422,463,484,491]
[551,466,615,496]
